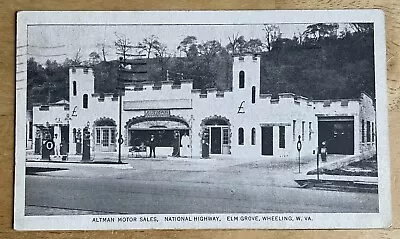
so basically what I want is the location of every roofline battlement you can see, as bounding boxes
[124,79,194,91]
[277,93,311,106]
[69,66,94,75]
[91,93,119,102]
[233,53,261,62]
[260,94,272,99]
[191,88,232,99]
[313,98,359,108]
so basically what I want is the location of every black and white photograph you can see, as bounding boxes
[14,10,390,230]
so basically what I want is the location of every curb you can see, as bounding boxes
[26,161,134,169]
[294,178,378,193]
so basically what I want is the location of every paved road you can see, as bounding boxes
[25,156,379,215]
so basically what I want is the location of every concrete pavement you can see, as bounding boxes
[25,153,379,215]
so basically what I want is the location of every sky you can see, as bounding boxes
[27,23,346,64]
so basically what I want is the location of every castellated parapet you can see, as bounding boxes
[69,66,94,76]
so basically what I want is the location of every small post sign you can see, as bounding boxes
[297,135,302,173]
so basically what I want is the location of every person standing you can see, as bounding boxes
[180,132,190,157]
[53,133,61,158]
[172,131,180,157]
[149,134,156,158]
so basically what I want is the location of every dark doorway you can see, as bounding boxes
[318,120,354,155]
[261,126,273,155]
[210,127,222,154]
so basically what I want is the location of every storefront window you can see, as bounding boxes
[110,129,116,143]
[362,120,365,143]
[222,128,229,145]
[96,128,101,144]
[102,128,109,146]
[372,122,375,142]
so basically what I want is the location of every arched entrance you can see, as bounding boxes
[93,117,117,152]
[125,116,190,153]
[201,116,231,155]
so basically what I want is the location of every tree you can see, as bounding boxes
[196,40,224,88]
[138,35,161,59]
[154,42,171,81]
[96,43,111,62]
[89,51,101,65]
[349,23,373,34]
[263,24,281,51]
[226,34,246,54]
[114,33,134,60]
[177,36,197,56]
[27,58,69,108]
[70,48,83,66]
[199,40,223,60]
[244,38,263,53]
[302,23,339,41]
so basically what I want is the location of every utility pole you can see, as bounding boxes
[117,57,124,164]
[115,34,148,163]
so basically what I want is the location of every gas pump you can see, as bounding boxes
[41,131,54,160]
[320,141,327,162]
[34,129,41,154]
[201,128,210,159]
[76,129,82,155]
[82,127,91,161]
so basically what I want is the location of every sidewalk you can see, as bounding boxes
[26,153,133,169]
[25,151,335,174]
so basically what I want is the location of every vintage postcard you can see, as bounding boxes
[14,10,390,230]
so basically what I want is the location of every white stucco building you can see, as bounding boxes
[30,54,377,159]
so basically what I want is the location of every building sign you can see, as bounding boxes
[237,101,245,114]
[144,109,171,118]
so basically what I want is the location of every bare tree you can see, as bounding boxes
[263,24,281,51]
[349,23,373,34]
[138,35,161,59]
[114,33,134,60]
[295,28,304,45]
[71,48,83,65]
[154,42,171,78]
[96,43,111,62]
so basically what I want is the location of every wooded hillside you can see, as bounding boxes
[27,23,374,109]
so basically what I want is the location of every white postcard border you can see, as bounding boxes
[14,10,391,230]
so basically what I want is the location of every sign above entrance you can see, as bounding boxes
[144,109,171,118]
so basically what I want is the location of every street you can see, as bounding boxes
[25,156,379,215]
